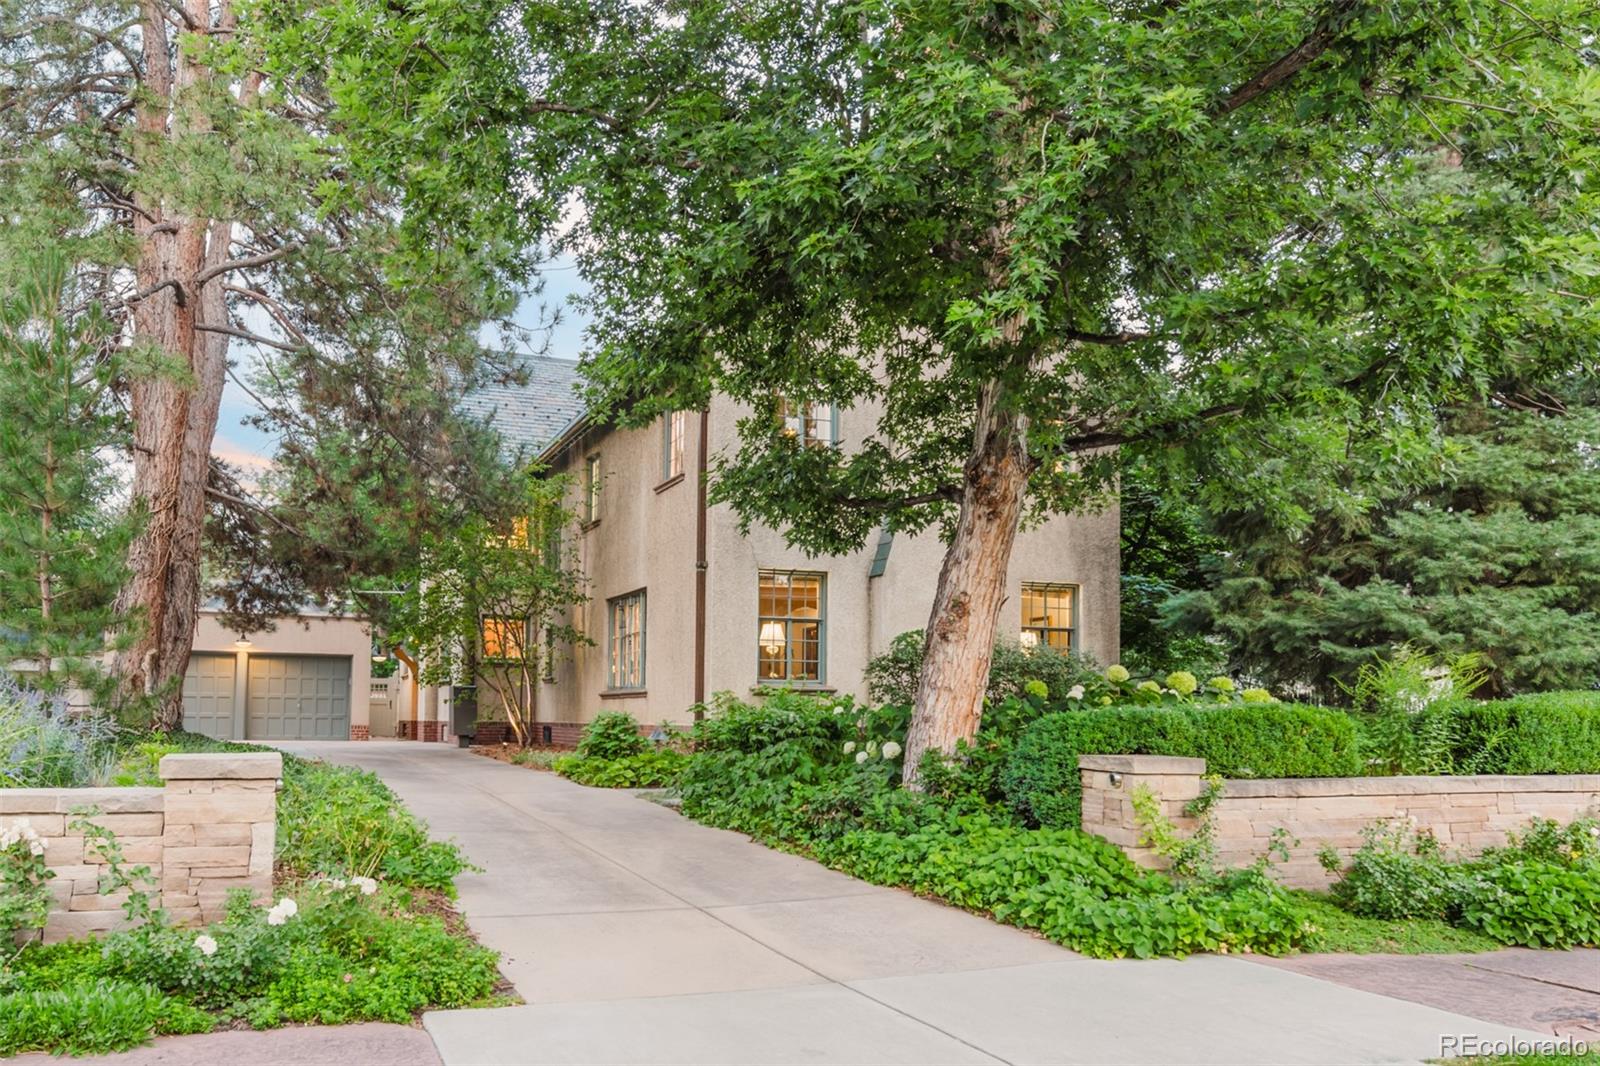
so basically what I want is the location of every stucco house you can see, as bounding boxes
[443,356,1120,745]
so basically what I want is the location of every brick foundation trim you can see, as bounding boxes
[349,724,370,741]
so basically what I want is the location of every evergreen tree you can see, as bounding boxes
[1117,460,1224,674]
[1171,388,1600,697]
[0,250,136,692]
[0,0,538,724]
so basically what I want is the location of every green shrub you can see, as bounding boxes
[554,749,689,788]
[1318,814,1600,950]
[0,675,119,788]
[691,689,856,759]
[0,980,214,1056]
[276,758,468,890]
[1318,821,1464,920]
[576,711,647,760]
[1447,692,1600,774]
[509,748,560,770]
[97,880,501,1026]
[865,630,1102,708]
[678,740,1317,959]
[1002,701,1363,828]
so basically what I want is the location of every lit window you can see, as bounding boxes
[662,411,686,480]
[1020,583,1076,652]
[490,516,530,549]
[583,454,601,524]
[776,398,835,447]
[608,591,645,689]
[758,570,825,683]
[482,617,525,661]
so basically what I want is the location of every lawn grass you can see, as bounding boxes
[1434,1050,1599,1066]
[1295,893,1502,955]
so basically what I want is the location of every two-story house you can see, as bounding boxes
[447,355,1120,745]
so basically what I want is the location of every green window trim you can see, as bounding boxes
[607,589,646,690]
[757,569,826,685]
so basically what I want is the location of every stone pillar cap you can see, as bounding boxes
[1078,754,1207,774]
[158,752,283,780]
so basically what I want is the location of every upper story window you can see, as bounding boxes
[776,398,836,448]
[758,570,825,683]
[607,590,646,690]
[1020,583,1077,652]
[583,453,601,524]
[662,410,686,481]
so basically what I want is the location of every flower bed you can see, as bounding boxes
[0,737,502,1056]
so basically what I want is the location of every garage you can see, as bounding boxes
[180,653,238,740]
[246,655,350,740]
[181,652,352,741]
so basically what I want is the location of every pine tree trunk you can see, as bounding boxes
[902,379,1031,785]
[110,0,230,729]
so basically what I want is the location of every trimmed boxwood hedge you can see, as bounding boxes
[1447,691,1600,774]
[1002,703,1363,829]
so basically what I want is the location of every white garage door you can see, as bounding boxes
[181,653,237,740]
[245,655,351,740]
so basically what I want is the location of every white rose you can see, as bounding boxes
[194,934,218,957]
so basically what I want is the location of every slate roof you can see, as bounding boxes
[458,355,588,458]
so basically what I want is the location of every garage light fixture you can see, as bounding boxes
[233,635,253,649]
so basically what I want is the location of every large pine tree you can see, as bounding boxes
[1172,386,1600,697]
[0,0,538,723]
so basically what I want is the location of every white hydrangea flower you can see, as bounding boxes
[351,876,378,896]
[881,741,902,759]
[194,934,218,957]
[266,908,287,926]
[866,741,879,757]
[855,751,869,764]
[1067,685,1086,701]
[843,741,856,755]
[276,897,298,917]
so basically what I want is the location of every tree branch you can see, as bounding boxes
[1216,0,1362,115]
[193,321,303,352]
[194,242,299,288]
[1064,328,1152,346]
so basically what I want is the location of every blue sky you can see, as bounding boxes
[212,256,591,469]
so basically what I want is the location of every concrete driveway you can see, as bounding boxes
[275,741,1558,1066]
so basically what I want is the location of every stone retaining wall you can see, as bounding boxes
[1078,754,1600,889]
[1,752,280,942]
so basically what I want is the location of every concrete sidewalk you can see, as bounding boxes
[277,741,1557,1066]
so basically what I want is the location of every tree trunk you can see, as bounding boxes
[902,379,1031,785]
[110,0,230,729]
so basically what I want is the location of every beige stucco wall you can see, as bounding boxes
[191,610,374,733]
[528,395,1120,729]
[535,412,702,728]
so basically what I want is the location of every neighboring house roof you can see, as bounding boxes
[459,355,588,458]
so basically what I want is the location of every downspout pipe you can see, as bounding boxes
[693,408,709,719]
